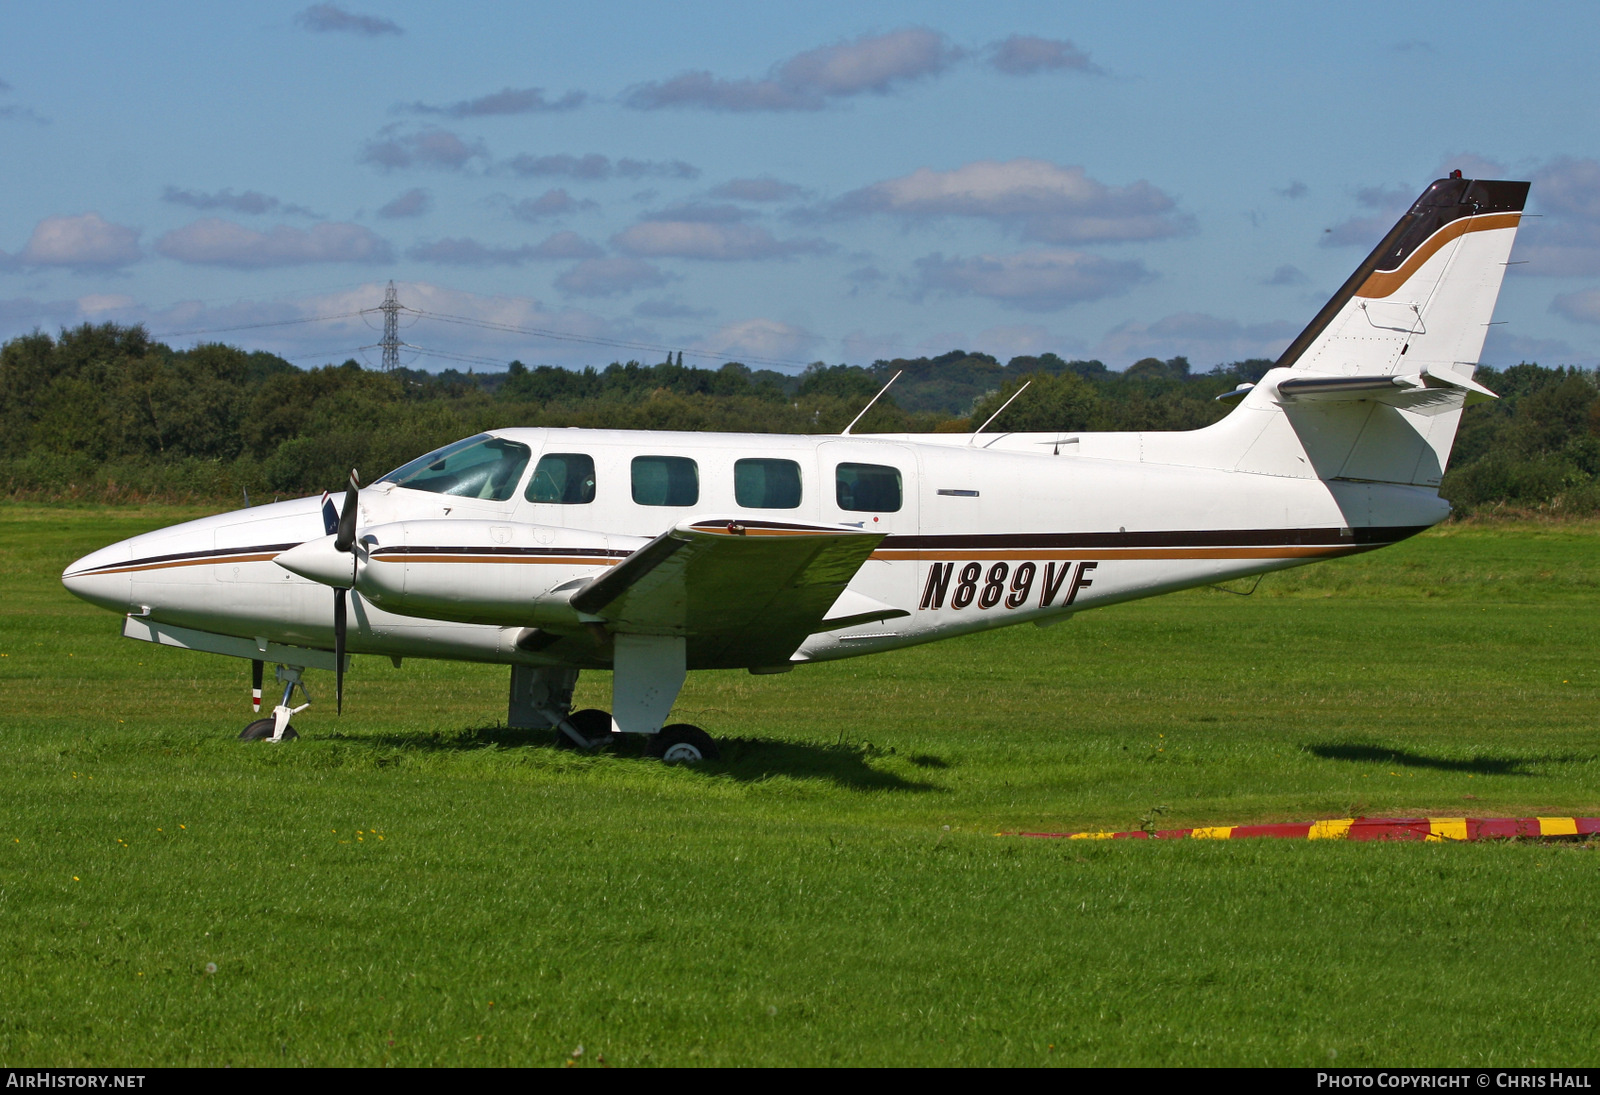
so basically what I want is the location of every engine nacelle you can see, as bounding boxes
[277,519,642,629]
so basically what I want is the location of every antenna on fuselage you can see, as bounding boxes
[967,381,1031,447]
[841,370,902,436]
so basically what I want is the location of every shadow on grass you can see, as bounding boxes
[1305,743,1532,776]
[353,725,939,792]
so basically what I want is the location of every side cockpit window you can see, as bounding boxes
[735,458,802,509]
[526,453,596,504]
[632,456,699,507]
[379,434,531,501]
[836,462,902,512]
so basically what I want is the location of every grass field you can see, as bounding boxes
[2,503,1598,1067]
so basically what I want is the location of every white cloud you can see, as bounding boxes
[527,231,604,260]
[625,27,961,112]
[360,127,486,171]
[709,177,805,202]
[1092,313,1299,367]
[18,213,141,269]
[691,318,820,361]
[829,160,1191,243]
[77,293,136,314]
[296,3,401,36]
[408,232,602,265]
[612,217,828,261]
[1550,289,1600,325]
[986,36,1098,76]
[403,87,585,116]
[511,189,597,220]
[0,296,93,325]
[1263,264,1308,286]
[915,249,1151,311]
[155,219,392,267]
[555,257,670,297]
[377,188,431,218]
[1479,327,1584,367]
[1320,185,1414,248]
[976,324,1063,359]
[503,153,700,181]
[162,186,316,217]
[633,298,714,320]
[1515,158,1600,276]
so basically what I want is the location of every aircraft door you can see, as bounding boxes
[816,440,920,615]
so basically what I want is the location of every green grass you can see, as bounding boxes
[2,503,1598,1066]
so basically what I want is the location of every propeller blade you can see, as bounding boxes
[334,586,347,715]
[334,469,360,554]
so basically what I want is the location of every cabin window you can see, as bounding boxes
[735,458,802,509]
[525,453,596,504]
[631,456,699,507]
[379,434,531,502]
[836,462,902,513]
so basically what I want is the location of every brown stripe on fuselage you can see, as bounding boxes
[385,553,620,566]
[873,544,1379,562]
[1356,212,1520,299]
[76,550,286,576]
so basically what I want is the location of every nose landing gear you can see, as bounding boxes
[239,664,309,742]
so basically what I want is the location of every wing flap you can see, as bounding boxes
[569,517,887,665]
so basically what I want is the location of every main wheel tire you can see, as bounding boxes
[650,723,719,763]
[555,708,614,749]
[239,718,297,742]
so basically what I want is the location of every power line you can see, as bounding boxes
[150,311,366,339]
[150,286,821,373]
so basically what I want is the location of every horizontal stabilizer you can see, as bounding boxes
[1273,366,1498,417]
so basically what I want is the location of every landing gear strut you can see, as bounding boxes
[507,664,718,762]
[240,665,308,742]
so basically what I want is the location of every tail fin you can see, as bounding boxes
[1191,175,1528,488]
[1278,175,1529,376]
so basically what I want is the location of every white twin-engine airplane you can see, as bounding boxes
[63,174,1528,761]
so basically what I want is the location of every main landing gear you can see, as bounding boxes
[233,657,722,763]
[239,661,307,743]
[509,664,720,763]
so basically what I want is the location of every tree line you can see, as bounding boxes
[2,322,1596,515]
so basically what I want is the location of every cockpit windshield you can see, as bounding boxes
[378,434,532,501]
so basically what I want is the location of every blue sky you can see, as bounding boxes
[2,1,1598,374]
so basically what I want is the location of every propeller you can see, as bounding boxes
[331,469,360,713]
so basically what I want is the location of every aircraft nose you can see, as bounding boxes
[61,541,135,614]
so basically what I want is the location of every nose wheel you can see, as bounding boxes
[240,718,298,742]
[240,665,309,743]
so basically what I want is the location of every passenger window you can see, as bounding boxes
[836,462,902,513]
[379,434,531,502]
[735,458,802,509]
[631,456,699,507]
[525,453,596,504]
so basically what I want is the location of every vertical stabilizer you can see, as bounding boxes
[1169,175,1530,489]
[1278,176,1528,377]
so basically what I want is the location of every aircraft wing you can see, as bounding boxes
[569,518,893,667]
